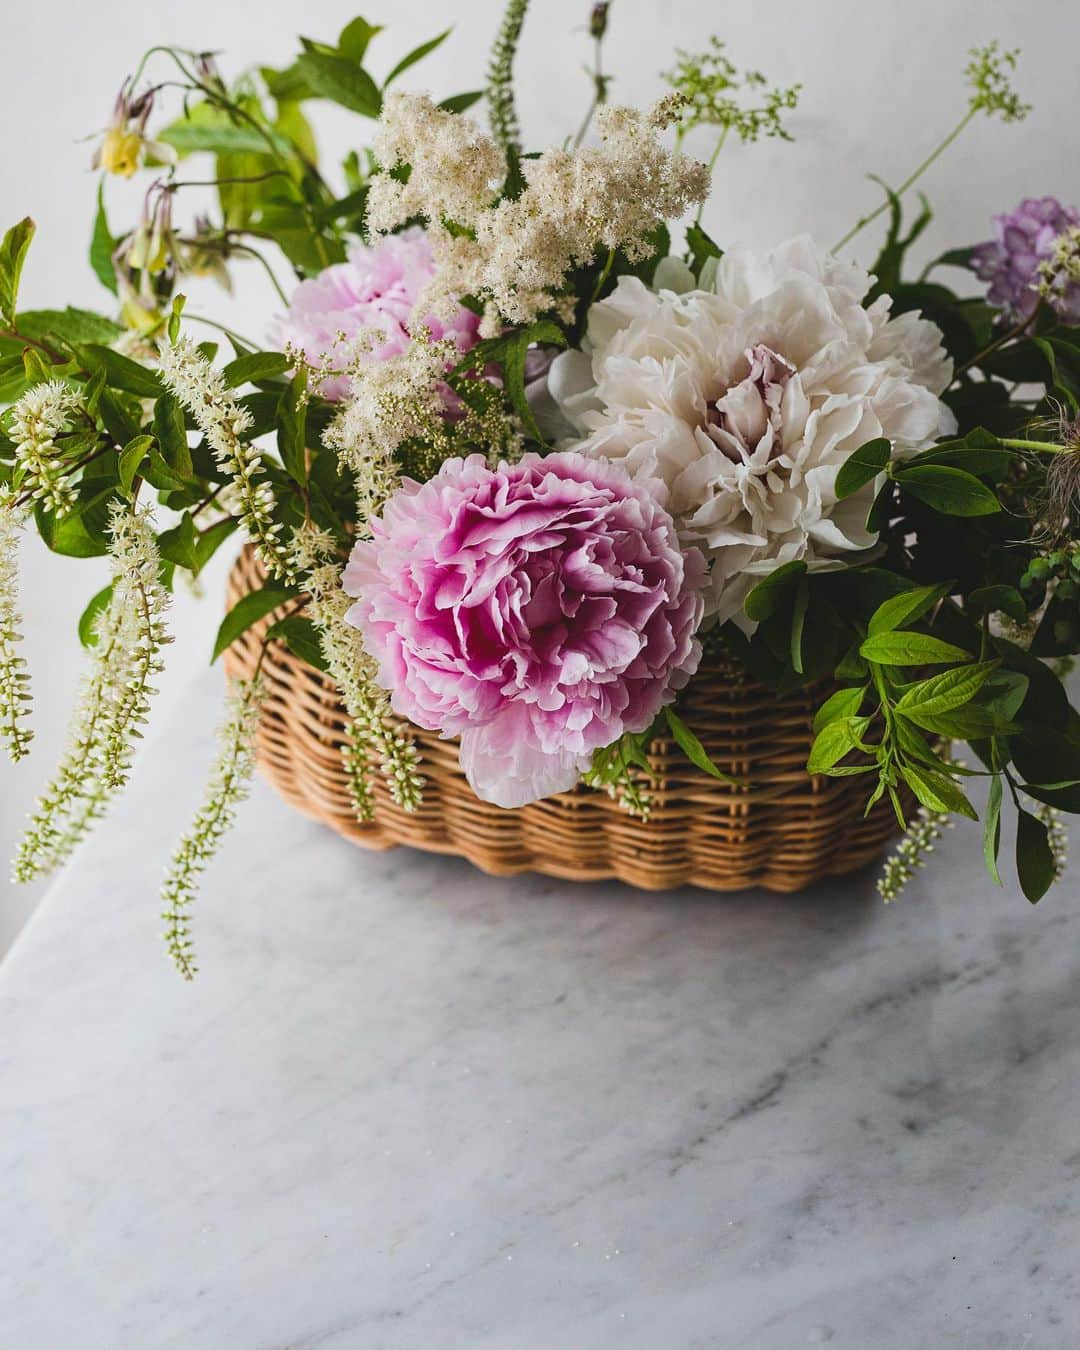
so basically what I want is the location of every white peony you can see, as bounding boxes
[549,235,956,628]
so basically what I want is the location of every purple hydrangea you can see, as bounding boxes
[343,452,706,808]
[971,196,1080,323]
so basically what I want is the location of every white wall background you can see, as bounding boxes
[2,0,1078,953]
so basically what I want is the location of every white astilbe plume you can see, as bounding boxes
[0,489,32,761]
[161,674,266,980]
[8,380,84,516]
[13,503,171,881]
[367,92,709,334]
[307,563,424,815]
[158,338,294,580]
[323,335,455,512]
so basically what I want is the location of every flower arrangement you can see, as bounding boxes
[3,4,1080,976]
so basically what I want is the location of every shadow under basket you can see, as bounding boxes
[224,547,903,894]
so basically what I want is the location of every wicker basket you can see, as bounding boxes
[224,547,902,892]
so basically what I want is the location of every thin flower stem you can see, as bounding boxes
[692,125,729,224]
[952,301,1045,380]
[832,107,977,254]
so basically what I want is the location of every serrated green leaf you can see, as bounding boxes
[859,630,969,667]
[664,707,738,782]
[867,582,949,637]
[807,715,870,775]
[1016,807,1055,903]
[895,463,1001,516]
[901,762,977,819]
[812,685,866,735]
[212,585,294,662]
[0,217,35,325]
[835,437,891,500]
[894,659,999,717]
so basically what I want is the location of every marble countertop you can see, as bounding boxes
[2,672,1078,1349]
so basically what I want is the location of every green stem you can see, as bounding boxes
[832,107,978,254]
[952,301,1044,380]
[693,126,729,225]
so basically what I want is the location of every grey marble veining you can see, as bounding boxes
[1,672,1079,1349]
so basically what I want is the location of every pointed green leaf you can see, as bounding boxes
[338,17,383,63]
[157,513,199,572]
[265,615,329,672]
[835,437,891,500]
[296,51,382,116]
[78,583,113,648]
[276,371,309,485]
[983,773,1003,886]
[664,707,738,782]
[894,659,999,717]
[859,631,969,667]
[223,352,291,387]
[212,585,294,662]
[901,762,977,819]
[812,685,866,735]
[807,715,870,775]
[1016,807,1055,903]
[118,434,154,496]
[743,560,807,622]
[384,28,451,86]
[867,582,949,636]
[0,217,35,325]
[90,185,117,295]
[895,464,1001,516]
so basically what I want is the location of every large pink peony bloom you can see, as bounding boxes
[343,452,707,807]
[270,226,481,400]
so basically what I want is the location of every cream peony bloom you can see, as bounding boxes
[549,236,956,628]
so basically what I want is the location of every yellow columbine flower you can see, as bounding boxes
[98,127,144,178]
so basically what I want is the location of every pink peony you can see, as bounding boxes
[343,452,707,808]
[270,226,481,400]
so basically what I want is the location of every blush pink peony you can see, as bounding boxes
[270,226,481,400]
[342,452,707,808]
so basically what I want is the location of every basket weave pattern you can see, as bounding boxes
[224,548,902,892]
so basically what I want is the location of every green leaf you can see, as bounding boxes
[743,560,807,622]
[1010,725,1080,790]
[685,222,723,273]
[894,659,999,717]
[159,105,288,157]
[835,437,891,500]
[212,585,293,662]
[78,584,113,648]
[77,344,162,398]
[153,395,193,478]
[194,516,240,573]
[16,307,121,346]
[895,464,1001,516]
[1033,337,1080,414]
[1016,807,1055,903]
[898,704,1016,740]
[807,716,870,775]
[265,615,329,672]
[967,584,1027,624]
[664,707,738,782]
[296,51,382,116]
[0,217,35,326]
[901,762,978,819]
[118,434,154,496]
[867,582,949,637]
[812,685,866,735]
[36,484,116,558]
[790,578,808,675]
[893,716,943,768]
[439,90,484,114]
[157,513,199,572]
[223,352,291,387]
[338,17,383,63]
[383,28,451,85]
[859,630,969,667]
[276,372,309,485]
[983,773,1003,886]
[90,184,117,296]
[982,669,1030,723]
